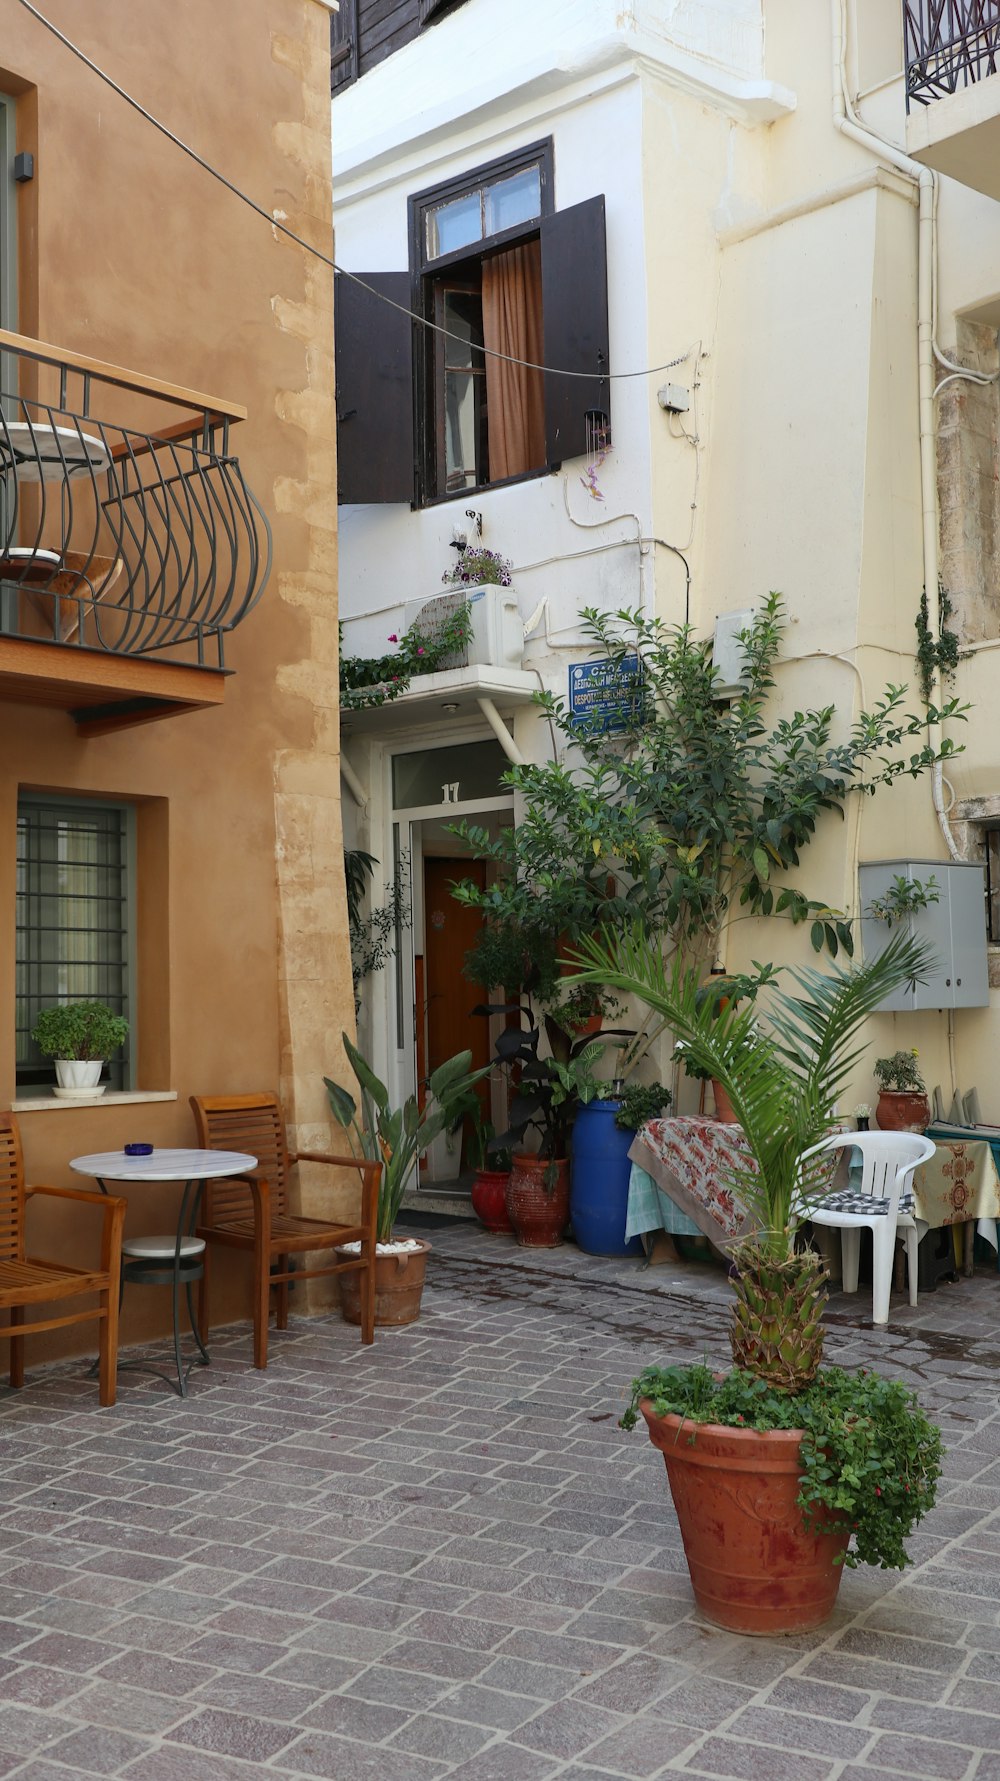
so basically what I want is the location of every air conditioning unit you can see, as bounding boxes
[403,585,523,671]
[712,609,754,698]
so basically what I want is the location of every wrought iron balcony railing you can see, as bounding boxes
[905,0,1000,107]
[0,330,271,666]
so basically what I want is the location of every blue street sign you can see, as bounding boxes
[568,655,642,731]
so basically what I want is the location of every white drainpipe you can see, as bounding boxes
[830,0,961,861]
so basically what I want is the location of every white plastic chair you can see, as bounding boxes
[795,1131,936,1325]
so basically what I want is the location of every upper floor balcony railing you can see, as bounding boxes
[905,0,1000,108]
[0,330,271,671]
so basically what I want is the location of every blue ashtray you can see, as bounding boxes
[124,1143,153,1156]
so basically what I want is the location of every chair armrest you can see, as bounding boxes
[28,1182,125,1210]
[290,1150,376,1169]
[26,1183,127,1274]
[289,1153,381,1239]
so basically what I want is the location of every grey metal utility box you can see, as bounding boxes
[859,860,989,1011]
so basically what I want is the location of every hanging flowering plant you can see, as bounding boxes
[339,602,472,711]
[442,547,513,589]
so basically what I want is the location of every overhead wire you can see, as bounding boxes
[14,0,697,387]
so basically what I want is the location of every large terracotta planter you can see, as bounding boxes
[876,1090,930,1133]
[337,1239,430,1327]
[470,1169,512,1234]
[640,1402,849,1635]
[506,1154,569,1247]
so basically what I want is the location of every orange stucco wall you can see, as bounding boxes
[0,1,354,1364]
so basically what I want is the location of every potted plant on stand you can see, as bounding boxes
[32,1001,129,1099]
[325,1036,488,1326]
[568,926,943,1634]
[874,1050,930,1132]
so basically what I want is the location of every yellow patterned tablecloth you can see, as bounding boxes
[912,1139,1000,1248]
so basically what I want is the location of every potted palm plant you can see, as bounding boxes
[325,1036,488,1325]
[485,1006,605,1246]
[567,927,943,1634]
[32,1000,129,1098]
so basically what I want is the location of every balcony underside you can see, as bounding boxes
[0,634,227,737]
[906,80,1000,198]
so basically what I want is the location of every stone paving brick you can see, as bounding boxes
[870,1696,1000,1750]
[865,1731,975,1777]
[164,1705,299,1761]
[40,1722,153,1773]
[510,1696,625,1757]
[680,1734,837,1779]
[581,1714,702,1776]
[281,1730,447,1778]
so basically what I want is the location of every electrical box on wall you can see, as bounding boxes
[712,610,754,699]
[859,860,990,1011]
[403,586,523,672]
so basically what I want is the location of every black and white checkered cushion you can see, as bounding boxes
[810,1189,915,1218]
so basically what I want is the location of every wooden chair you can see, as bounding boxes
[190,1092,380,1368]
[0,1112,126,1406]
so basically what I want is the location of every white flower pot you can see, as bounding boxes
[54,1058,105,1097]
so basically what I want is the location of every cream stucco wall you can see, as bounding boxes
[336,0,1000,1118]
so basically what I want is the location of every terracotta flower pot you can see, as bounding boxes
[337,1239,430,1327]
[506,1154,569,1247]
[470,1169,513,1234]
[712,1080,739,1123]
[876,1090,930,1133]
[640,1401,849,1635]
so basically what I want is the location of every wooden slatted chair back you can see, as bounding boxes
[0,1114,24,1261]
[192,1094,289,1223]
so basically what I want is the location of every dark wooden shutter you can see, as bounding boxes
[419,0,467,22]
[335,271,415,505]
[540,196,610,468]
[331,0,358,91]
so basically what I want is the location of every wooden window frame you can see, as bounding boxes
[409,140,555,508]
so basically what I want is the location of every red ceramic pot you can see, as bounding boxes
[506,1154,569,1247]
[876,1091,930,1133]
[470,1169,512,1234]
[640,1402,849,1635]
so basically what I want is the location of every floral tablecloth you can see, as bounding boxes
[626,1116,757,1250]
[626,1118,1000,1255]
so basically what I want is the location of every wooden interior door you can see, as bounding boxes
[423,858,490,1166]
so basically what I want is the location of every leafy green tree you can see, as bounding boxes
[454,594,964,982]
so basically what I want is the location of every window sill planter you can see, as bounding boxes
[53,1060,105,1099]
[506,1153,569,1247]
[639,1401,849,1635]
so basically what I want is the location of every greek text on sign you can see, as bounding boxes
[569,656,642,731]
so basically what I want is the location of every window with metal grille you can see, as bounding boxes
[16,796,132,1092]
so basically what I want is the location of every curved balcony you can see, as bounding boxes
[905,2,1000,198]
[0,329,271,734]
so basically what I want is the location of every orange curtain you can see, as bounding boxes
[481,240,545,482]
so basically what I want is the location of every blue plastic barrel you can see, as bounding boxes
[570,1099,645,1257]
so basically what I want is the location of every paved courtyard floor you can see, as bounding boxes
[2,1214,1000,1780]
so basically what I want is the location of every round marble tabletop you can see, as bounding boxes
[70,1148,257,1182]
[0,421,111,482]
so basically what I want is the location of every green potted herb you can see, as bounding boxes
[32,1001,128,1099]
[873,1049,929,1132]
[325,1036,488,1325]
[568,927,942,1633]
